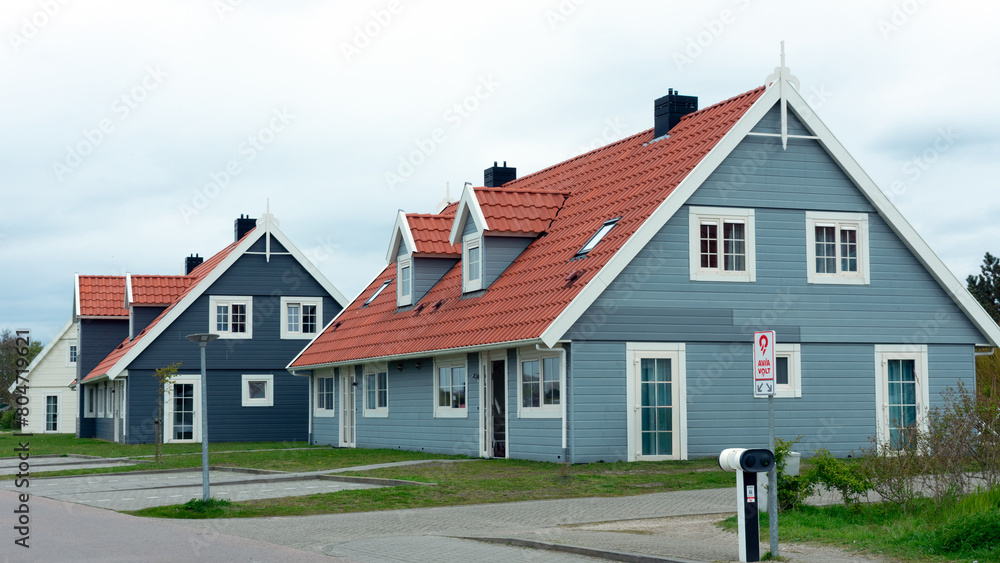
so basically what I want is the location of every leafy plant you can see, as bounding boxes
[808,449,871,508]
[774,436,813,511]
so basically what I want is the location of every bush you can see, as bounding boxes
[809,449,871,508]
[0,407,21,430]
[934,508,1000,553]
[774,437,813,511]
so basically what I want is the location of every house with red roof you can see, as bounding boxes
[289,62,1000,463]
[75,215,347,444]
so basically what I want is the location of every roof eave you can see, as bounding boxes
[290,338,544,374]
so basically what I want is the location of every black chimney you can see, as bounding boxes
[234,214,256,242]
[654,88,698,138]
[484,161,516,187]
[185,254,203,275]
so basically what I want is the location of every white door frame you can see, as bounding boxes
[625,343,687,461]
[480,352,509,458]
[164,374,201,443]
[874,344,929,448]
[340,371,356,448]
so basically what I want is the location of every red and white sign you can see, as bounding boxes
[753,330,776,396]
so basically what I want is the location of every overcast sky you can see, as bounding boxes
[2,0,998,344]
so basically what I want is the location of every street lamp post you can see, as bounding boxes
[185,333,219,502]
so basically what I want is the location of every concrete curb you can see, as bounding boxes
[464,536,707,563]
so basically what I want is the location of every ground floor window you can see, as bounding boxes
[315,376,335,417]
[45,395,58,432]
[875,345,929,451]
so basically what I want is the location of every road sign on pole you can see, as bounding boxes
[753,330,776,397]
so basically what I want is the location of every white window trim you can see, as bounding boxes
[625,342,687,461]
[805,211,870,285]
[44,392,60,433]
[874,344,930,448]
[363,364,389,418]
[164,374,201,443]
[66,341,78,367]
[688,206,756,282]
[314,374,336,418]
[516,347,563,419]
[209,296,253,339]
[85,386,96,418]
[280,296,323,339]
[241,374,274,407]
[434,356,469,418]
[397,257,413,307]
[754,343,802,399]
[463,234,483,293]
[97,384,106,418]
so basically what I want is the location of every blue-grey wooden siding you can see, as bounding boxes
[483,236,532,288]
[353,356,480,456]
[566,341,627,463]
[122,252,341,443]
[77,318,128,438]
[462,214,479,238]
[310,368,340,446]
[131,306,166,339]
[751,103,813,136]
[413,257,458,304]
[248,236,289,253]
[505,347,570,462]
[561,111,985,459]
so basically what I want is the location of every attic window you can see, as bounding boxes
[364,279,392,306]
[576,218,621,257]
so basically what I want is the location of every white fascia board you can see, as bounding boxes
[125,273,133,308]
[385,210,416,264]
[74,273,81,320]
[539,85,782,347]
[781,86,1000,347]
[448,184,489,246]
[268,224,349,308]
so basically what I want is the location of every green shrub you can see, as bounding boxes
[934,508,1000,553]
[0,408,20,430]
[808,449,871,508]
[774,437,813,511]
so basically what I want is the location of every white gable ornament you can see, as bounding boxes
[765,41,800,150]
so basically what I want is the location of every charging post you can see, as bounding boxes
[719,448,775,562]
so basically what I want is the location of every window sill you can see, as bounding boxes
[363,409,388,418]
[690,271,755,283]
[434,408,468,419]
[217,333,253,340]
[518,407,561,419]
[281,333,319,340]
[314,409,336,418]
[806,273,868,285]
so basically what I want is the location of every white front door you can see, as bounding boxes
[875,345,929,450]
[626,344,687,461]
[340,372,355,447]
[165,375,201,443]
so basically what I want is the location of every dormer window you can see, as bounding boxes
[397,258,412,306]
[576,218,620,257]
[463,234,483,292]
[364,279,392,306]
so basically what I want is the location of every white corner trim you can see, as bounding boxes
[448,183,489,246]
[539,85,781,347]
[385,210,417,264]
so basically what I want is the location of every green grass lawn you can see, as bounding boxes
[129,457,734,519]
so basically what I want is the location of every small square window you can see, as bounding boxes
[463,235,483,292]
[435,358,468,418]
[397,258,413,306]
[67,342,78,366]
[689,207,756,282]
[280,297,323,339]
[209,297,253,339]
[806,212,869,285]
[241,374,273,407]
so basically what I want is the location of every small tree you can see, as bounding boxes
[0,329,44,407]
[152,363,180,463]
[967,251,1000,323]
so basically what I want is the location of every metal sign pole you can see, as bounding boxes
[768,394,778,557]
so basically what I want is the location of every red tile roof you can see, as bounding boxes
[476,187,569,235]
[407,205,459,256]
[291,87,765,368]
[82,234,249,383]
[77,276,128,317]
[129,275,193,305]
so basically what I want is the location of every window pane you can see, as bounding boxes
[700,223,718,269]
[522,360,539,408]
[366,374,376,409]
[69,345,77,363]
[231,303,247,333]
[453,367,466,408]
[840,228,858,272]
[723,222,746,271]
[216,304,229,332]
[468,246,481,281]
[776,356,789,385]
[46,396,58,431]
[287,304,300,332]
[377,372,388,408]
[543,357,560,405]
[302,304,317,333]
[815,226,836,273]
[438,367,451,407]
[248,381,267,400]
[401,266,411,297]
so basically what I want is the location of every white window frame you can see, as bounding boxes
[209,296,253,339]
[397,257,413,306]
[241,374,274,407]
[434,356,469,418]
[280,297,323,339]
[164,374,201,443]
[44,393,60,432]
[874,344,929,450]
[67,341,78,367]
[754,343,802,399]
[806,211,870,285]
[516,347,563,419]
[463,234,483,293]
[97,384,106,418]
[314,374,336,418]
[363,364,389,418]
[688,206,756,282]
[625,342,688,461]
[85,386,96,418]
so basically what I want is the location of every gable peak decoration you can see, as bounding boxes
[256,199,280,262]
[765,40,800,150]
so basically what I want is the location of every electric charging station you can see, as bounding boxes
[719,447,776,562]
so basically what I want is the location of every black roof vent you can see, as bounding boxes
[185,254,203,275]
[484,161,516,187]
[235,214,256,242]
[654,88,698,138]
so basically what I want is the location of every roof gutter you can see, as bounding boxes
[975,347,996,357]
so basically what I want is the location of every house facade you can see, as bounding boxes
[77,215,347,444]
[289,64,1000,463]
[7,319,78,434]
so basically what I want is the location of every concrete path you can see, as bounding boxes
[0,454,140,475]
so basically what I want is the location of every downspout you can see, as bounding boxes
[536,343,568,462]
[975,347,996,357]
[308,373,314,445]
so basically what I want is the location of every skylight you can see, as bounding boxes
[576,218,621,257]
[364,279,392,306]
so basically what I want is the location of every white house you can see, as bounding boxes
[8,319,78,433]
